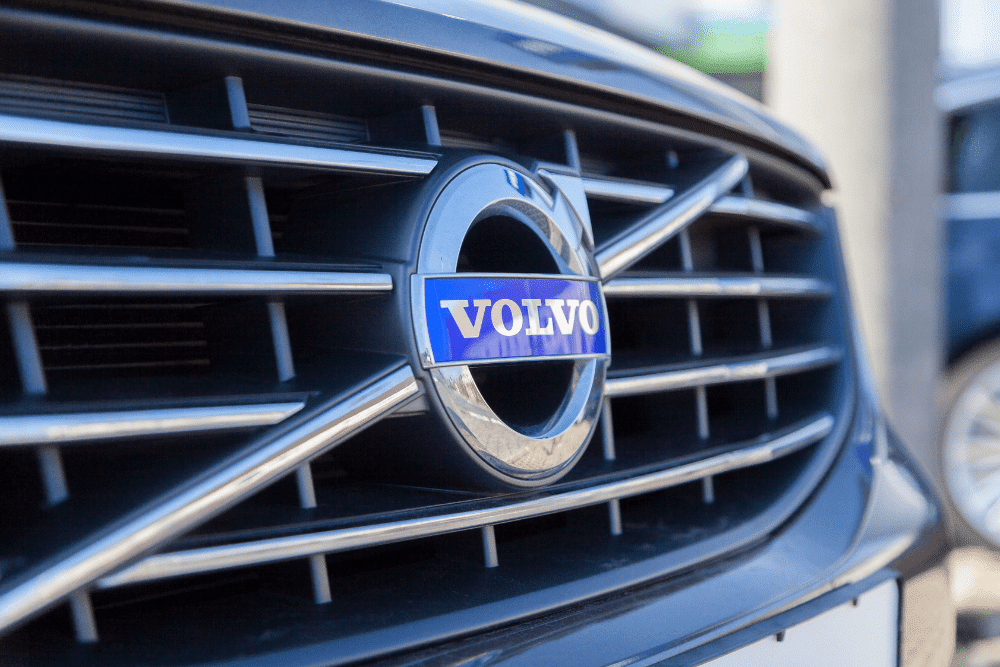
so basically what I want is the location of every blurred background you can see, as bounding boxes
[532,0,1000,664]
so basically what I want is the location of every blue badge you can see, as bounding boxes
[422,276,609,365]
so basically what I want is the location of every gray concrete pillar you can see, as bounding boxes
[766,0,942,475]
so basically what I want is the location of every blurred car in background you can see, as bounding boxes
[938,69,1000,553]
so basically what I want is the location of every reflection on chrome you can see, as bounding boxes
[605,346,841,398]
[96,414,834,588]
[0,365,420,635]
[708,196,821,234]
[595,156,749,280]
[0,113,438,175]
[0,402,307,447]
[0,261,393,295]
[414,163,607,485]
[431,358,605,479]
[603,275,833,299]
[581,176,674,204]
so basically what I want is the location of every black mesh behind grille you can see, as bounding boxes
[4,163,190,251]
[247,104,369,145]
[0,76,168,124]
[0,13,851,667]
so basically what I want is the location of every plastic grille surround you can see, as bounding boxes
[0,16,851,666]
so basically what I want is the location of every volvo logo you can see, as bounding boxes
[423,276,607,365]
[411,162,609,487]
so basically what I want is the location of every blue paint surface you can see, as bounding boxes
[424,276,608,364]
[948,216,1000,355]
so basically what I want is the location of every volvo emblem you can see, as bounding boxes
[411,161,609,487]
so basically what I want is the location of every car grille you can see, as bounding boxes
[0,8,852,666]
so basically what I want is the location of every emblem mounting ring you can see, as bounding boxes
[411,162,610,486]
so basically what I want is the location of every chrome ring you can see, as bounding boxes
[412,162,609,485]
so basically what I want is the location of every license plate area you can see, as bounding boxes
[700,580,899,667]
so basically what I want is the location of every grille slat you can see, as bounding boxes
[603,274,833,298]
[709,196,822,233]
[581,175,674,204]
[0,259,393,296]
[604,346,841,397]
[0,113,436,175]
[0,401,305,447]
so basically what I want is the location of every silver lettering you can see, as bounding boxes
[440,299,491,338]
[521,299,554,335]
[491,299,523,336]
[579,300,600,335]
[546,298,579,335]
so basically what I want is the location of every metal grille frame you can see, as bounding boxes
[0,7,857,665]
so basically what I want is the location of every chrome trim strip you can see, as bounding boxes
[417,272,599,282]
[596,156,749,280]
[98,414,833,587]
[581,176,674,204]
[0,402,306,447]
[0,113,438,175]
[0,262,393,295]
[708,196,821,233]
[603,275,833,299]
[429,352,611,368]
[604,346,841,398]
[0,366,420,634]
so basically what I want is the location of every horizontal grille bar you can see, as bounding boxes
[0,402,306,447]
[603,275,833,299]
[0,114,437,175]
[0,365,420,635]
[708,196,821,234]
[596,156,749,280]
[582,176,674,204]
[0,260,393,295]
[96,414,833,587]
[605,346,841,398]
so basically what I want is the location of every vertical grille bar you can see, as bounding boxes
[422,105,442,146]
[679,227,713,504]
[296,462,332,603]
[68,591,98,643]
[0,177,70,504]
[224,76,251,130]
[247,175,296,382]
[748,224,778,419]
[223,77,333,605]
[563,130,581,172]
[608,498,623,536]
[481,525,499,568]
[600,398,615,461]
[1,175,93,639]
[35,445,68,507]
